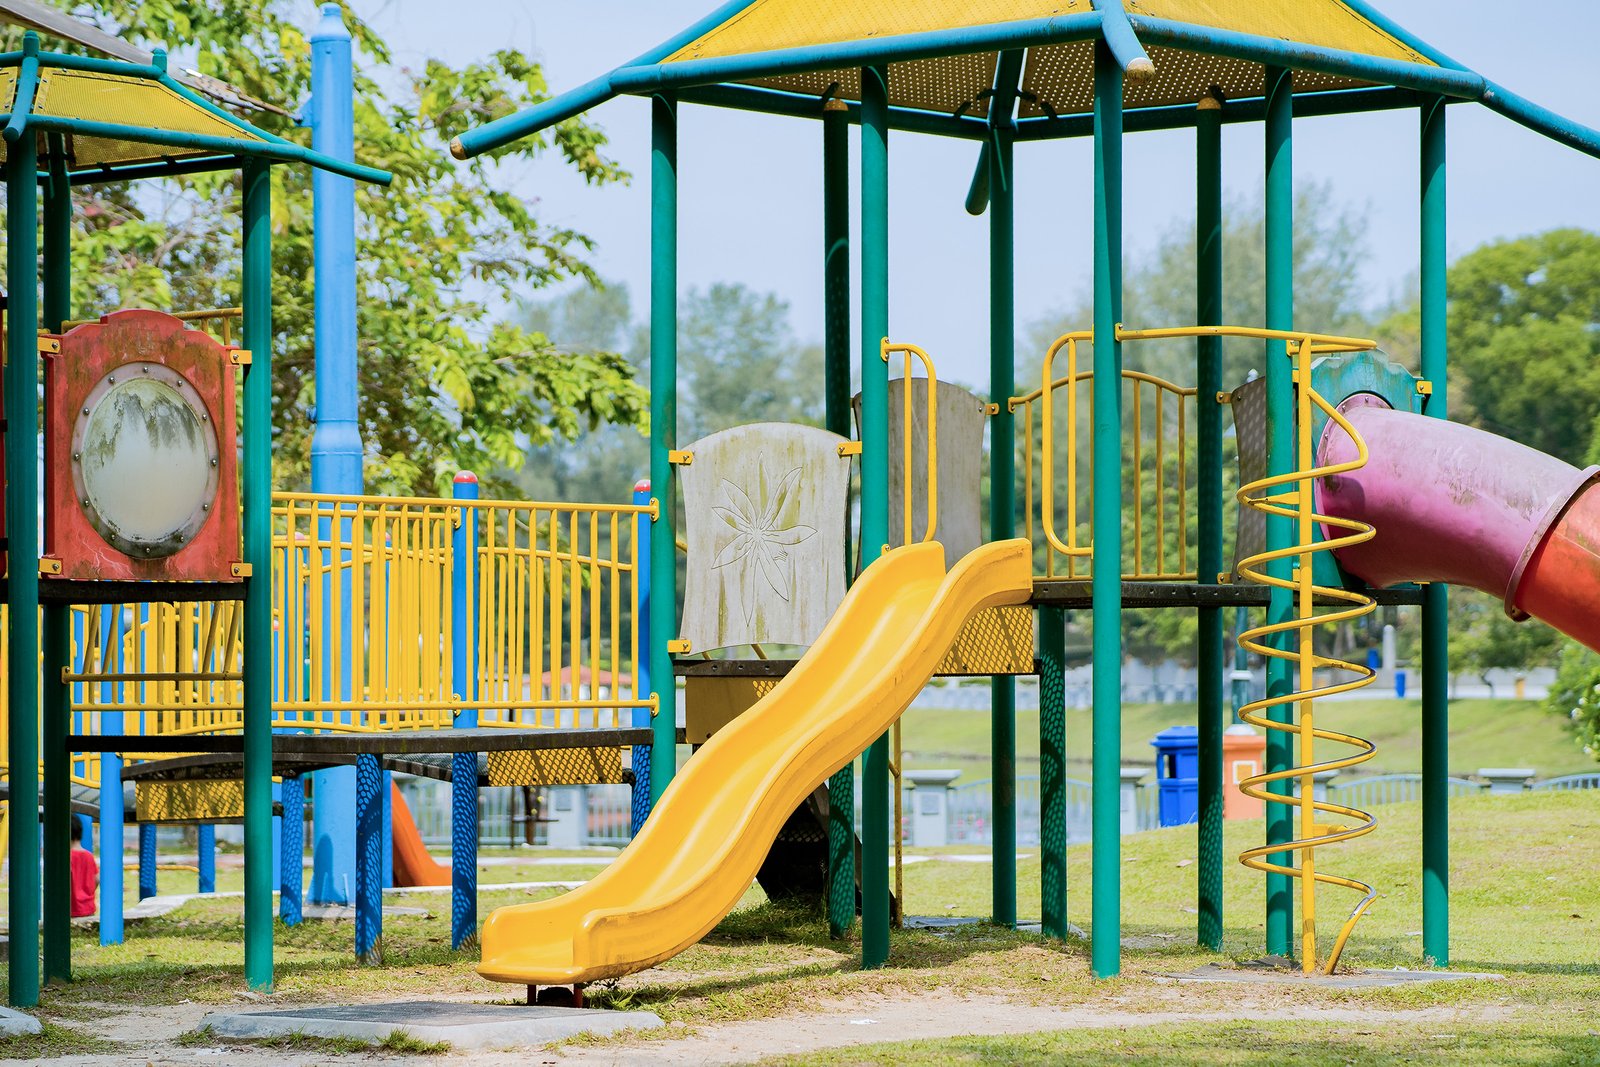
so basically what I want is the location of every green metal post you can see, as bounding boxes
[859,62,892,970]
[1263,65,1295,959]
[41,137,73,985]
[242,158,275,991]
[1090,40,1124,980]
[649,93,679,807]
[1195,91,1225,953]
[822,96,856,941]
[5,122,41,1009]
[1039,606,1068,938]
[989,126,1017,929]
[1420,95,1450,968]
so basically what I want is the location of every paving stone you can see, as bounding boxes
[205,999,662,1050]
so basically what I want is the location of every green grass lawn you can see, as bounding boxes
[7,791,1598,1064]
[902,697,1591,783]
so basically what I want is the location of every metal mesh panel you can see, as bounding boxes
[750,53,998,116]
[665,0,1094,62]
[1020,43,1367,117]
[1128,0,1432,65]
[485,745,626,787]
[135,779,244,822]
[1230,375,1267,579]
[936,606,1036,676]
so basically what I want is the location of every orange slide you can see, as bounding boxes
[391,781,451,887]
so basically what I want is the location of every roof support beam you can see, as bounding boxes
[1127,15,1482,100]
[1014,86,1438,141]
[675,83,988,139]
[607,14,1103,99]
[1093,0,1154,81]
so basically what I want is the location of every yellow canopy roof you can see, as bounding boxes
[664,0,1432,115]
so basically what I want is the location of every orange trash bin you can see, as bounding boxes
[1222,724,1266,819]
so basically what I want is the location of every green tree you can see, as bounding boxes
[678,283,824,440]
[1427,229,1600,466]
[1449,588,1563,698]
[11,0,645,495]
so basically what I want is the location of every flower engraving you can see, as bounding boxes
[712,460,816,623]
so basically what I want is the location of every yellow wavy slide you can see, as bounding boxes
[477,539,1033,986]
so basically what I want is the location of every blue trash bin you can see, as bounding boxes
[1150,725,1200,827]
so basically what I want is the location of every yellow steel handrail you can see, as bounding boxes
[882,338,938,547]
[1233,333,1378,975]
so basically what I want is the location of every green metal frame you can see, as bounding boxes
[0,30,388,1006]
[649,94,680,808]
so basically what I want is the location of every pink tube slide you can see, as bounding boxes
[1317,406,1600,652]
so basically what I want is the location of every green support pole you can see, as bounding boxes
[1419,95,1450,968]
[241,158,275,991]
[822,97,856,941]
[1039,606,1068,938]
[859,62,892,970]
[1090,40,1125,980]
[1263,65,1295,959]
[41,137,73,986]
[1194,91,1226,953]
[989,127,1017,930]
[649,93,679,808]
[5,123,41,1009]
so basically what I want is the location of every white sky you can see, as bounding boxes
[365,1,1600,388]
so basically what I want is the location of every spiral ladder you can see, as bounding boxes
[1235,337,1381,974]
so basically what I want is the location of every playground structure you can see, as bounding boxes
[7,0,1600,1009]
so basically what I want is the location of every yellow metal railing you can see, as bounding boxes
[3,490,652,787]
[1013,331,1199,580]
[882,338,938,548]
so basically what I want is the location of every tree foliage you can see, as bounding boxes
[11,0,645,494]
[1384,228,1600,467]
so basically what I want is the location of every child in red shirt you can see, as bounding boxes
[70,817,98,918]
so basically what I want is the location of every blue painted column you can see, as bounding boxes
[99,609,125,944]
[630,479,654,835]
[355,754,383,964]
[197,825,216,894]
[138,825,158,900]
[451,471,481,950]
[280,777,304,923]
[307,0,365,909]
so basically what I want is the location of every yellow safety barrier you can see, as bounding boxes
[3,489,652,790]
[1013,331,1199,580]
[882,338,938,548]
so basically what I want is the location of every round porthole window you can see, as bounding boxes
[70,361,220,558]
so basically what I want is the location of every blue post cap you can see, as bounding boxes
[312,3,351,42]
[1150,724,1200,750]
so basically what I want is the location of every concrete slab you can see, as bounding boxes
[1166,962,1504,990]
[205,1000,663,1050]
[0,1006,41,1036]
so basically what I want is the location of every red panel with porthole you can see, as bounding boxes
[44,309,241,583]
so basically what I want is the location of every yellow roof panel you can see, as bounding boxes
[1129,0,1432,66]
[666,0,1094,63]
[33,69,263,144]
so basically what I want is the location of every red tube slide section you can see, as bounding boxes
[1317,406,1600,652]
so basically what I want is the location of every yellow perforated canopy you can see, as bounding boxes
[0,60,268,172]
[664,0,1434,115]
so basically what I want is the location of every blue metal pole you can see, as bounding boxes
[307,0,364,911]
[138,825,158,900]
[355,754,383,964]
[198,824,216,894]
[280,777,304,923]
[451,471,481,950]
[99,609,125,945]
[630,479,654,836]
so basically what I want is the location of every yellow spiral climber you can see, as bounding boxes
[1235,337,1379,975]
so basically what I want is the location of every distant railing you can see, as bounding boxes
[1530,772,1600,791]
[1327,774,1487,809]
